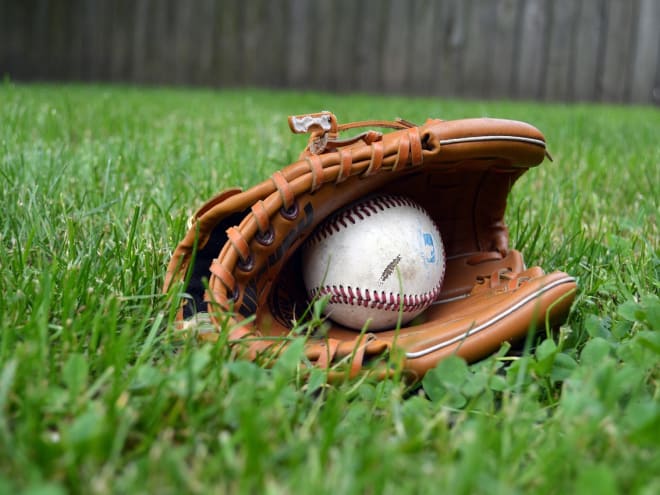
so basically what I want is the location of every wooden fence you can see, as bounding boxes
[2,0,659,103]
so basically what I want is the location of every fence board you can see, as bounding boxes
[242,0,266,86]
[214,0,241,86]
[158,1,181,84]
[130,0,148,83]
[193,0,213,84]
[382,0,412,93]
[572,0,606,101]
[408,0,436,95]
[354,0,386,93]
[490,0,521,99]
[544,0,578,101]
[30,0,49,78]
[430,0,464,97]
[264,0,289,88]
[174,1,199,84]
[4,1,30,78]
[77,0,90,80]
[600,0,638,101]
[83,0,100,80]
[80,0,99,80]
[0,0,658,104]
[515,0,549,100]
[0,1,5,73]
[65,0,80,80]
[461,0,496,99]
[108,1,129,81]
[333,0,359,92]
[39,0,56,79]
[307,0,336,91]
[196,0,217,84]
[630,0,660,103]
[286,0,309,88]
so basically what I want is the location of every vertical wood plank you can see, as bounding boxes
[332,0,359,92]
[80,0,95,80]
[195,0,218,85]
[79,0,92,80]
[599,0,638,102]
[84,0,111,81]
[148,0,171,85]
[308,0,336,91]
[544,0,578,101]
[255,0,287,88]
[630,0,660,103]
[131,0,149,83]
[189,0,207,85]
[381,0,412,93]
[9,0,29,79]
[655,51,660,104]
[30,0,50,79]
[44,0,67,79]
[514,0,549,100]
[461,0,496,99]
[430,0,467,97]
[286,0,310,88]
[109,0,132,82]
[68,0,85,80]
[259,0,288,88]
[0,0,6,75]
[491,0,521,99]
[242,0,266,86]
[173,1,195,84]
[354,0,387,93]
[189,0,209,85]
[408,0,437,95]
[215,0,242,87]
[572,0,606,101]
[10,0,37,79]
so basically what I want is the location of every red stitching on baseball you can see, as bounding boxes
[308,280,443,314]
[304,194,430,248]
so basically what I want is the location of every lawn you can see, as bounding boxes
[0,83,658,494]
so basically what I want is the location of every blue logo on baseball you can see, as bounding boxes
[422,232,436,263]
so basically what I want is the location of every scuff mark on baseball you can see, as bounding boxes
[380,254,402,284]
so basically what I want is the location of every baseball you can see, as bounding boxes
[302,194,445,331]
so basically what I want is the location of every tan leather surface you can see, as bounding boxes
[163,114,576,381]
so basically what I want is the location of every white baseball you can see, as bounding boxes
[302,194,445,331]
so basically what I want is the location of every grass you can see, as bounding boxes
[0,82,658,494]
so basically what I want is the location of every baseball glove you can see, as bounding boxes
[164,112,577,382]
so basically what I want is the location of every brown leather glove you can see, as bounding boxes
[164,112,577,382]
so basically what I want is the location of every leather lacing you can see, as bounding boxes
[302,113,417,156]
[204,113,432,373]
[465,250,530,291]
[475,268,530,291]
[210,114,429,300]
